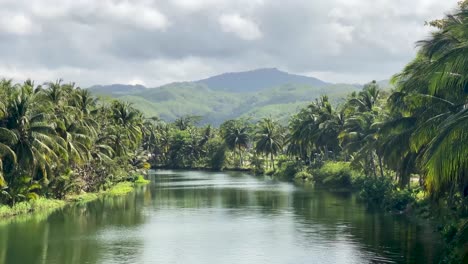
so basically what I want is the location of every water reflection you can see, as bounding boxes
[0,170,441,264]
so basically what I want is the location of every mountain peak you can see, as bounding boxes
[88,83,147,96]
[196,68,329,93]
[250,67,280,72]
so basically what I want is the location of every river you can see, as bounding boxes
[0,170,442,264]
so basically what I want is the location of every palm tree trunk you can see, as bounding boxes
[369,153,377,178]
[271,153,275,170]
[238,144,242,168]
[377,154,384,178]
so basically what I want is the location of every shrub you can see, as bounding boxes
[206,138,227,170]
[355,176,416,211]
[106,182,134,196]
[313,161,354,188]
[294,170,312,181]
[386,188,416,211]
[250,154,265,175]
[273,159,304,180]
[133,175,150,185]
[355,176,394,205]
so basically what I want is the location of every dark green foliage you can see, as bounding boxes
[294,170,312,180]
[273,157,304,180]
[354,176,394,206]
[254,118,284,170]
[385,188,416,211]
[312,162,354,188]
[205,138,227,170]
[220,119,251,168]
[353,176,416,211]
[167,130,196,168]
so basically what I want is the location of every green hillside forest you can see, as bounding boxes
[89,69,366,124]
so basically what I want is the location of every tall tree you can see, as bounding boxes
[254,118,284,169]
[221,120,250,168]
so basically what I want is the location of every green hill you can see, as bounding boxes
[88,69,367,125]
[97,83,359,125]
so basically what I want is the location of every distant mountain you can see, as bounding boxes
[88,84,146,96]
[195,68,329,93]
[376,79,393,90]
[89,84,360,125]
[86,68,386,125]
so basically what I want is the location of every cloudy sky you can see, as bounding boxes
[0,0,460,87]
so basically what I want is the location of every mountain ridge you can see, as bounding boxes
[88,68,334,94]
[194,68,329,93]
[87,68,390,125]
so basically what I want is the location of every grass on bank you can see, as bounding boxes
[134,175,151,184]
[0,198,66,219]
[0,176,151,220]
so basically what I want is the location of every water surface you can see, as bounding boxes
[0,170,441,264]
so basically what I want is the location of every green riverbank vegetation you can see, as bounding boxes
[0,180,147,219]
[0,78,152,216]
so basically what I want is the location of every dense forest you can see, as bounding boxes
[0,80,151,204]
[0,1,467,263]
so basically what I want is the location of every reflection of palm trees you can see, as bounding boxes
[290,189,440,263]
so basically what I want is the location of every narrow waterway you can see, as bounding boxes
[0,170,442,264]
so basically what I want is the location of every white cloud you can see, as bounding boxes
[0,13,40,35]
[219,14,262,40]
[104,1,168,30]
[28,0,168,30]
[170,0,220,11]
[171,0,265,12]
[0,56,218,87]
[0,0,461,86]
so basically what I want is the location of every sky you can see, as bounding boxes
[0,0,460,87]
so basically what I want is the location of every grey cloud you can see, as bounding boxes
[0,0,460,86]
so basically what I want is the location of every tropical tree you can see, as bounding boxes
[109,101,143,156]
[389,2,468,197]
[0,128,17,188]
[287,96,343,166]
[254,118,284,169]
[221,119,250,168]
[6,86,67,183]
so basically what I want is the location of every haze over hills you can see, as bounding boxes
[88,68,389,125]
[195,68,329,93]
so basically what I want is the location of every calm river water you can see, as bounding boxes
[0,170,442,264]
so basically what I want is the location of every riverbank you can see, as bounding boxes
[0,180,150,220]
[151,165,253,173]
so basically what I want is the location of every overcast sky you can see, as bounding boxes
[0,0,460,87]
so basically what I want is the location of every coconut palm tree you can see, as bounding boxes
[286,109,317,163]
[389,3,468,197]
[221,120,250,168]
[0,128,17,188]
[254,118,283,170]
[110,101,143,146]
[340,112,380,177]
[6,86,67,183]
[286,96,344,165]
